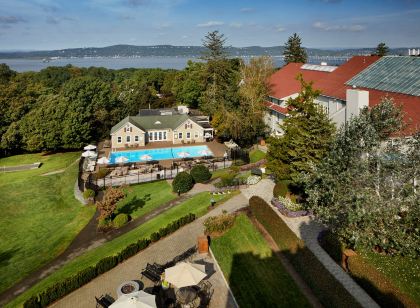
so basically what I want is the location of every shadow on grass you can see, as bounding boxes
[118,194,151,215]
[0,248,19,268]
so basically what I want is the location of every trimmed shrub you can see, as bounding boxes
[204,214,236,235]
[190,165,211,183]
[113,213,128,228]
[97,218,112,231]
[172,171,194,193]
[273,180,290,198]
[251,168,262,176]
[249,196,361,308]
[22,214,196,308]
[83,189,95,199]
[233,159,246,166]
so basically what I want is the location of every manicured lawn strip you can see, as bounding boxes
[0,152,95,294]
[211,168,232,180]
[350,250,419,306]
[211,214,310,308]
[116,181,176,219]
[6,191,234,308]
[249,197,361,308]
[249,149,266,163]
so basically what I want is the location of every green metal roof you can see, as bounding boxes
[346,56,420,96]
[111,114,193,134]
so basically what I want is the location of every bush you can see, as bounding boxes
[83,189,95,199]
[190,165,211,183]
[233,159,246,166]
[249,196,360,308]
[113,213,128,228]
[251,168,262,176]
[97,218,112,231]
[273,180,291,198]
[95,168,110,179]
[204,214,236,235]
[172,171,194,193]
[277,196,302,212]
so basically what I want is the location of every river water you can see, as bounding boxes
[0,56,349,72]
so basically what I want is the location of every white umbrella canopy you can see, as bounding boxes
[115,156,129,164]
[164,262,206,288]
[140,154,152,161]
[177,151,191,158]
[198,149,211,156]
[204,133,212,138]
[110,291,156,308]
[83,144,97,151]
[82,150,97,158]
[97,157,110,164]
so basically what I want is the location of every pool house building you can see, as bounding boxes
[110,112,214,150]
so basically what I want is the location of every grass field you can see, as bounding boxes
[7,191,235,307]
[211,214,310,308]
[249,149,266,163]
[0,152,95,294]
[116,181,176,219]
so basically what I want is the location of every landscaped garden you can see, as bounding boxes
[249,148,266,163]
[0,152,96,294]
[6,191,235,307]
[211,214,310,308]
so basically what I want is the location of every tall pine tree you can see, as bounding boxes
[375,42,389,56]
[267,75,335,182]
[283,33,308,64]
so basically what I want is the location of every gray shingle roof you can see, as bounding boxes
[346,56,420,96]
[111,114,198,134]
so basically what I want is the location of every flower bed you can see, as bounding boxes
[246,175,261,185]
[271,197,311,218]
[239,159,267,171]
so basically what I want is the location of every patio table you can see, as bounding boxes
[176,287,198,305]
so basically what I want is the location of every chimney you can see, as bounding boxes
[346,89,369,122]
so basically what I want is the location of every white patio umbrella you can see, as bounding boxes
[204,133,212,138]
[97,157,110,164]
[115,156,129,164]
[177,151,190,158]
[140,154,152,161]
[83,144,97,151]
[198,149,211,156]
[164,262,206,288]
[81,150,96,158]
[110,291,156,308]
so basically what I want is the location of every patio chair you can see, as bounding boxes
[141,263,161,283]
[95,295,113,308]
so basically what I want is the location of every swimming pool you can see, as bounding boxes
[109,145,214,164]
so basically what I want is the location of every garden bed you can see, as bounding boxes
[271,197,311,218]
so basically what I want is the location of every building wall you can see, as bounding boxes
[264,110,286,136]
[173,119,206,144]
[111,123,146,149]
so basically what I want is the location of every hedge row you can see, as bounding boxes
[24,213,196,308]
[249,196,361,308]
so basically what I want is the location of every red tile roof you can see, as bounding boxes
[265,101,289,114]
[268,63,330,99]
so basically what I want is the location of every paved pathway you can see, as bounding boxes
[246,179,379,308]
[51,193,248,308]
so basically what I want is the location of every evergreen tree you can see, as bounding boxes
[283,33,308,64]
[267,75,335,182]
[201,30,228,61]
[375,42,389,56]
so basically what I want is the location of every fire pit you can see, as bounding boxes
[117,280,140,297]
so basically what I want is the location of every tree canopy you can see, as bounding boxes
[375,42,389,56]
[283,33,308,64]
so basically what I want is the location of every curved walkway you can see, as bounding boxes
[245,179,379,308]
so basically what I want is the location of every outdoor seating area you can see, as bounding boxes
[95,247,216,308]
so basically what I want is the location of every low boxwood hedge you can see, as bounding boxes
[249,196,361,308]
[23,213,196,308]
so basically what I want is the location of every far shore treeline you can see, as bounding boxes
[0,31,275,156]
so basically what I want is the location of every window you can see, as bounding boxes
[135,135,139,142]
[194,131,199,138]
[154,132,158,140]
[149,132,153,141]
[178,132,183,139]
[158,132,162,140]
[185,124,188,129]
[126,136,131,143]
[163,132,167,140]
[117,136,122,143]
[186,132,191,139]
[174,132,178,139]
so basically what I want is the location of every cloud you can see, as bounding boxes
[46,16,59,24]
[275,25,286,32]
[181,35,188,39]
[313,21,366,32]
[229,22,243,29]
[197,21,224,28]
[0,16,26,24]
[240,7,255,13]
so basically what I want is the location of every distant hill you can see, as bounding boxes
[0,44,413,59]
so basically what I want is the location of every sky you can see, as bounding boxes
[0,0,419,50]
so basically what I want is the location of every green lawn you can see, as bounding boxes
[358,249,420,305]
[211,214,310,308]
[0,152,95,294]
[7,191,235,307]
[249,149,266,163]
[116,181,176,219]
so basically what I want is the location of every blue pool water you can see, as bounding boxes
[109,145,214,164]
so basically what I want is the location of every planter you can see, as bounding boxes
[271,197,311,218]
